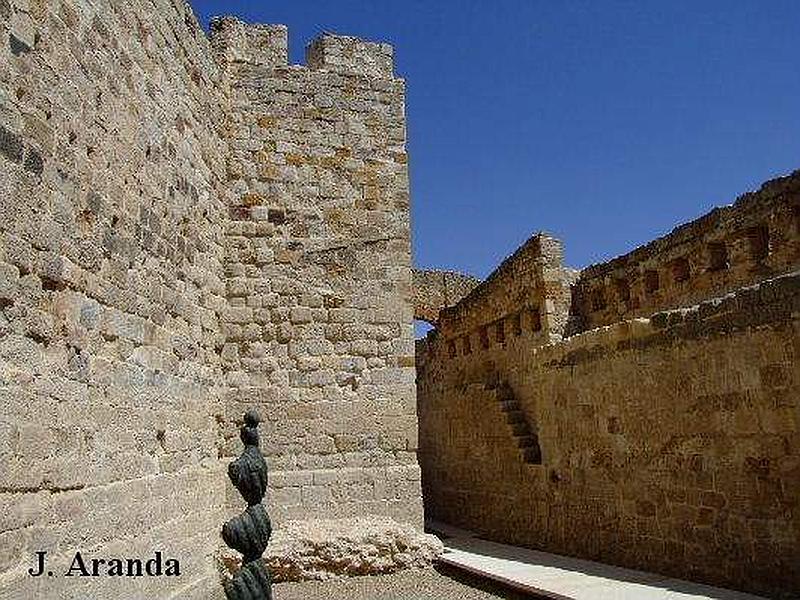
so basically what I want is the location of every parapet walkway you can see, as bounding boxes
[428,521,768,600]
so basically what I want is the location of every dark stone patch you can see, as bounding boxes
[140,226,155,251]
[23,148,43,176]
[268,209,285,225]
[66,345,90,381]
[75,239,103,271]
[175,175,189,194]
[27,330,50,346]
[607,416,621,434]
[92,15,109,39]
[41,276,66,292]
[104,229,132,262]
[87,191,104,214]
[0,124,23,163]
[102,229,119,258]
[9,33,31,56]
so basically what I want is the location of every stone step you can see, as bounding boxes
[487,379,541,465]
[495,385,515,402]
[505,410,526,424]
[510,421,531,437]
[498,399,517,412]
[482,380,500,392]
[522,446,542,464]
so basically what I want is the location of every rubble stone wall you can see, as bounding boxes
[0,1,229,598]
[211,19,423,527]
[412,269,480,325]
[572,171,800,333]
[417,174,800,598]
[1,5,426,597]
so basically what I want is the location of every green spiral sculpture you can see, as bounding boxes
[222,410,272,600]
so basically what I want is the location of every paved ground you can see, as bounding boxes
[431,521,768,600]
[273,521,769,600]
[273,566,535,600]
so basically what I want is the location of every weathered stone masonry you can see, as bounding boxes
[418,171,800,598]
[412,269,480,326]
[2,0,797,597]
[0,1,229,598]
[211,18,422,527]
[572,173,800,333]
[0,2,421,599]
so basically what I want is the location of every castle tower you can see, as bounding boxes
[210,18,423,527]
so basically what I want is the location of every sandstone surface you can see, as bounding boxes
[220,517,444,583]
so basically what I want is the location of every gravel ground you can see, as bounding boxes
[273,566,536,600]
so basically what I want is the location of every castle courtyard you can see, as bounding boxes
[0,1,797,599]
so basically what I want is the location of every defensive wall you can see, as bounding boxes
[0,2,421,598]
[412,269,480,325]
[212,17,422,527]
[0,1,228,597]
[572,173,800,332]
[1,0,798,597]
[417,171,800,598]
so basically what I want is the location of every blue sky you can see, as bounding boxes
[190,0,800,277]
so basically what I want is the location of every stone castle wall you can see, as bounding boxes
[572,172,800,333]
[417,173,800,598]
[2,0,797,597]
[0,1,229,598]
[0,3,422,599]
[211,20,423,525]
[430,235,576,355]
[411,269,480,325]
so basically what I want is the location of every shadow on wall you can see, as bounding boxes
[413,170,800,599]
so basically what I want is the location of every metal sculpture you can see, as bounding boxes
[222,410,272,600]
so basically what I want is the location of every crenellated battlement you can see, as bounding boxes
[307,33,395,78]
[210,17,396,78]
[0,2,417,597]
[417,170,800,599]
[210,17,289,68]
[213,9,418,533]
[571,169,800,332]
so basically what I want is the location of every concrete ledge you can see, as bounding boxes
[428,521,768,600]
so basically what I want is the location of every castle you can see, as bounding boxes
[0,1,797,599]
[417,174,800,598]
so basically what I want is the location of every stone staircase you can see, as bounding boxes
[489,382,542,465]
